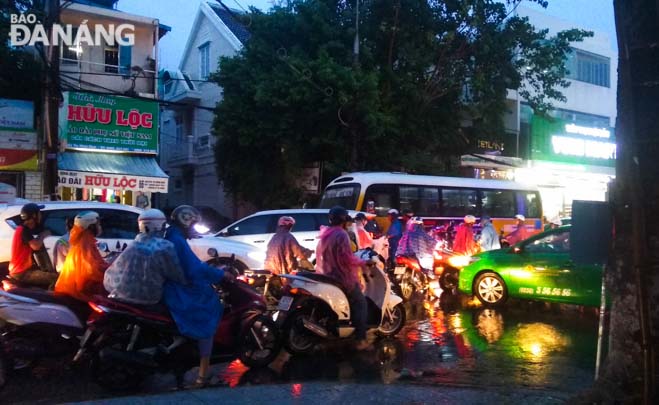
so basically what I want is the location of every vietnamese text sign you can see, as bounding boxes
[0,129,38,171]
[530,116,616,167]
[58,170,168,193]
[0,98,34,130]
[60,92,159,154]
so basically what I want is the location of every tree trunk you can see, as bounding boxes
[585,1,659,403]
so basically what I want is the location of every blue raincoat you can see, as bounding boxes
[163,225,225,339]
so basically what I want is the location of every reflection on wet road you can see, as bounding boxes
[218,293,598,395]
[2,293,600,403]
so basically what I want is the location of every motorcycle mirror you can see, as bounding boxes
[122,243,128,251]
[207,248,219,258]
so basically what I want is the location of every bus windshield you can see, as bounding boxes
[318,184,361,209]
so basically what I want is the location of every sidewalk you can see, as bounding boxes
[70,382,571,404]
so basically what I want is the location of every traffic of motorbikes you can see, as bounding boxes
[0,206,470,393]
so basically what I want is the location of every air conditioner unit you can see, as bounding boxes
[197,135,211,150]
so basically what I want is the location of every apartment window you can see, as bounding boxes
[199,42,210,79]
[61,27,80,63]
[104,43,118,73]
[566,48,610,87]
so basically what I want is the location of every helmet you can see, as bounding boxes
[387,208,399,216]
[20,203,44,220]
[355,213,367,221]
[409,216,424,225]
[171,205,201,230]
[277,216,296,227]
[138,209,167,234]
[464,215,476,224]
[74,211,100,234]
[328,206,350,226]
[515,214,526,221]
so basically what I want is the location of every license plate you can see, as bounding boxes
[278,296,293,311]
[394,266,406,275]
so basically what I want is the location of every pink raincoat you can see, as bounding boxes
[315,226,365,290]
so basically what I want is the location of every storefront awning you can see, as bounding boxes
[58,152,168,193]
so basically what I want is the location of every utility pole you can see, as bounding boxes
[353,0,359,66]
[42,0,60,200]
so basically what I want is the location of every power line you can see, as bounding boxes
[58,72,217,112]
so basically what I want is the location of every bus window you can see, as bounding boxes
[318,184,361,209]
[399,186,440,216]
[442,188,479,217]
[481,190,515,218]
[364,184,396,216]
[516,191,542,218]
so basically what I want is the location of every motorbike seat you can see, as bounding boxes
[93,295,173,324]
[6,287,90,322]
[295,271,349,294]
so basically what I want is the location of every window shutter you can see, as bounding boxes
[119,45,132,76]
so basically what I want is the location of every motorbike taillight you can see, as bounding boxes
[1,279,11,291]
[88,301,108,314]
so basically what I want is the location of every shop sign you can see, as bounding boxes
[0,98,34,130]
[60,92,159,154]
[530,116,616,167]
[0,129,38,171]
[58,170,168,193]
[0,182,17,203]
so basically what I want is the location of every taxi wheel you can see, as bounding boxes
[474,272,508,307]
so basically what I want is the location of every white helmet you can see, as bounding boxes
[515,214,526,221]
[464,215,476,224]
[74,211,100,230]
[138,209,167,234]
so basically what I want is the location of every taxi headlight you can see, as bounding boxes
[247,251,266,262]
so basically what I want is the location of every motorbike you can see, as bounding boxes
[76,273,281,391]
[0,285,90,389]
[276,249,406,355]
[0,247,122,389]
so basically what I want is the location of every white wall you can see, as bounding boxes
[516,6,618,126]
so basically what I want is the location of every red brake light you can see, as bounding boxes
[289,288,312,296]
[1,280,11,291]
[88,302,107,314]
[395,256,406,265]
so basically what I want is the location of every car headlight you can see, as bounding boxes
[448,255,478,268]
[247,251,266,262]
[194,223,210,234]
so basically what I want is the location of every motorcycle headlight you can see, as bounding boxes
[419,256,434,270]
[448,255,478,268]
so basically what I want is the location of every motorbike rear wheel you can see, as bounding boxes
[398,272,415,300]
[440,268,459,292]
[239,315,280,368]
[284,310,319,355]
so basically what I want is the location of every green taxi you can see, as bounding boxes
[457,226,603,307]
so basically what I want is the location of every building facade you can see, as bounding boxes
[56,0,169,207]
[160,1,250,219]
[462,6,617,220]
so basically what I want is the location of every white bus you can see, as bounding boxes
[318,172,543,235]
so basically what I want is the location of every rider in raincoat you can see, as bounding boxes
[55,211,108,300]
[163,205,233,386]
[395,217,436,262]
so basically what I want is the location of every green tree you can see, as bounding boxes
[211,0,589,208]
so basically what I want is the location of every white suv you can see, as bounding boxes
[0,202,266,276]
[216,209,363,254]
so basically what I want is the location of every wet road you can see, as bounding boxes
[2,293,600,404]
